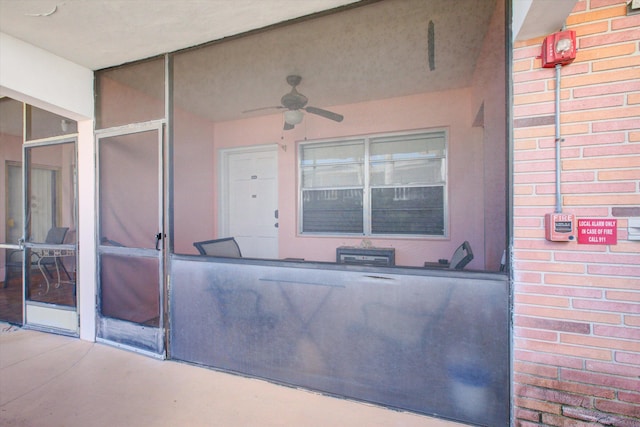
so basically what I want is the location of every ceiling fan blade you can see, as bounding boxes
[242,106,285,114]
[304,106,344,122]
[283,122,295,131]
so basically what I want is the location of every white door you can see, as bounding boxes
[221,146,278,259]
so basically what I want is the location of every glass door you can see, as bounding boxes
[23,139,78,334]
[96,123,165,356]
[0,160,24,325]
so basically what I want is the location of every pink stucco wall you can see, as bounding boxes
[213,88,488,268]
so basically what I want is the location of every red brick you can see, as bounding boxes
[537,182,636,195]
[599,169,640,181]
[517,284,602,299]
[618,391,640,405]
[515,349,585,369]
[562,406,640,427]
[546,274,639,290]
[516,305,621,325]
[616,352,640,365]
[625,316,640,327]
[514,80,547,95]
[515,372,617,399]
[579,28,640,49]
[515,261,585,274]
[593,55,640,72]
[584,144,640,157]
[518,384,591,408]
[594,398,640,418]
[593,118,640,132]
[606,291,640,302]
[541,413,601,427]
[587,264,640,278]
[564,194,640,207]
[516,315,591,334]
[514,103,556,118]
[514,271,543,284]
[515,396,562,415]
[561,368,640,391]
[574,43,638,64]
[562,69,640,88]
[514,44,545,61]
[562,95,625,112]
[516,326,559,341]
[594,325,640,341]
[573,20,610,37]
[515,407,541,422]
[515,160,556,173]
[591,0,626,8]
[515,337,613,360]
[515,360,560,379]
[573,80,640,97]
[572,298,640,314]
[586,360,640,377]
[612,13,640,30]
[512,249,550,260]
[554,252,640,265]
[514,172,556,184]
[564,153,640,170]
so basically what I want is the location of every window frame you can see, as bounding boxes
[298,128,448,238]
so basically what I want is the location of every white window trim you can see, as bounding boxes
[298,128,449,238]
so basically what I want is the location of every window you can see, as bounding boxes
[299,130,447,236]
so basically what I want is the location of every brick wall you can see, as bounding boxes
[512,0,640,425]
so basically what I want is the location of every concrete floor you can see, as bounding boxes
[0,324,467,427]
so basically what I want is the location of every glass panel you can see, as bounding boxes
[26,247,76,307]
[301,141,365,188]
[370,158,444,186]
[301,164,364,188]
[26,105,77,141]
[26,144,76,244]
[95,57,165,129]
[99,131,159,249]
[300,142,364,166]
[370,133,446,160]
[371,186,444,235]
[302,189,363,233]
[1,98,25,323]
[24,141,77,308]
[100,254,159,325]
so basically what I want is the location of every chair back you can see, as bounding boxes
[193,237,242,258]
[45,227,69,244]
[449,241,473,270]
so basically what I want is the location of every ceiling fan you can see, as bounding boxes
[243,75,344,130]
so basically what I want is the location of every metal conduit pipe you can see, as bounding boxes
[555,62,563,213]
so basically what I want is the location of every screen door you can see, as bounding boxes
[96,123,165,356]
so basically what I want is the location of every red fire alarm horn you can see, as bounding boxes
[541,30,576,68]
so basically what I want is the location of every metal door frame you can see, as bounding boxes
[95,120,166,357]
[22,136,79,335]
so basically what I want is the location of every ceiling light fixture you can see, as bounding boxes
[284,109,303,125]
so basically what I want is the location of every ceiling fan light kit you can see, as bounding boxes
[284,109,304,125]
[244,75,344,130]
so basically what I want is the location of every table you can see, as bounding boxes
[34,248,75,295]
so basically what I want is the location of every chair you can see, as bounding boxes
[34,227,72,280]
[448,241,474,270]
[193,237,242,258]
[424,241,474,270]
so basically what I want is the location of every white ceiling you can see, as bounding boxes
[0,0,361,70]
[0,0,499,125]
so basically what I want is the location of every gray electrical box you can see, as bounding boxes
[628,218,640,241]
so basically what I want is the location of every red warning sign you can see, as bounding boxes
[577,218,617,245]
